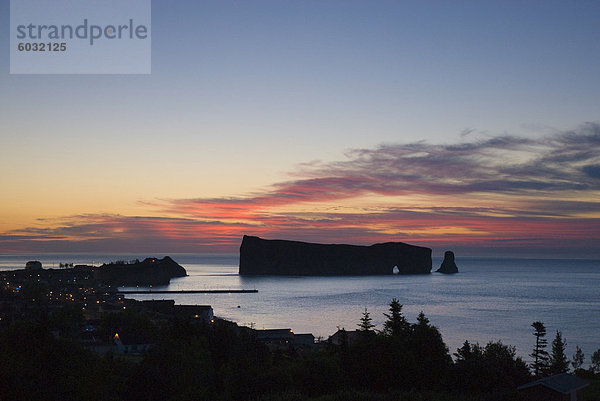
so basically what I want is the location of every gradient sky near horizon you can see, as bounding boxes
[1,0,599,257]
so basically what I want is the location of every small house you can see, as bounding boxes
[517,373,589,401]
[294,333,315,346]
[253,329,315,351]
[255,328,294,343]
[329,329,364,346]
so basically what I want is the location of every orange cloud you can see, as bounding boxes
[2,124,599,257]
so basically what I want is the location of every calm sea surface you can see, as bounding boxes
[1,254,599,363]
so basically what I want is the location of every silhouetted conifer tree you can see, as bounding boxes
[382,298,409,338]
[591,349,600,373]
[453,340,530,394]
[530,321,549,376]
[408,311,451,389]
[357,308,375,332]
[572,345,585,371]
[416,311,430,326]
[549,330,569,374]
[454,340,481,362]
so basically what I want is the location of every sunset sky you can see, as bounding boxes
[1,1,599,257]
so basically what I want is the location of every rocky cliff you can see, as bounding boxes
[95,256,187,286]
[436,251,459,274]
[239,235,432,275]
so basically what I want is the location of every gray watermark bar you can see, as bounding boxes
[10,0,151,74]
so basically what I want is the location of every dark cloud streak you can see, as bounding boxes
[2,123,599,256]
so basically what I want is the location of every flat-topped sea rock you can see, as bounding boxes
[239,235,432,276]
[94,256,187,286]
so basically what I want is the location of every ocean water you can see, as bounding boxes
[1,254,599,364]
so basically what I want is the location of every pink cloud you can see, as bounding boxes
[2,123,599,256]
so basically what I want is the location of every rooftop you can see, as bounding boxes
[518,373,589,394]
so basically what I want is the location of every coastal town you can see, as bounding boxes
[0,258,319,355]
[1,257,598,401]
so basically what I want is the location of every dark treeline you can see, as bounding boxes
[0,299,599,401]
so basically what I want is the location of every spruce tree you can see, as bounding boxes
[358,308,375,332]
[454,340,482,362]
[549,330,569,374]
[382,298,409,337]
[416,311,430,327]
[408,311,452,388]
[530,321,549,376]
[571,346,585,371]
[591,349,600,374]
